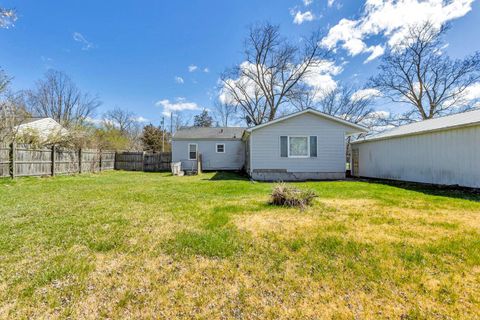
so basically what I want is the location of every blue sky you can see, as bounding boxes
[1,0,479,125]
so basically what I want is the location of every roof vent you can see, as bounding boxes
[220,129,224,133]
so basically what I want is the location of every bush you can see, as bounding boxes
[270,183,317,209]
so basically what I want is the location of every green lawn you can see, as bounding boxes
[0,171,479,319]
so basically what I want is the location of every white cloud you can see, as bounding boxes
[174,76,184,84]
[321,0,474,61]
[328,0,335,7]
[219,60,342,105]
[72,32,94,51]
[303,0,313,5]
[188,65,198,72]
[155,98,200,116]
[134,116,149,123]
[204,67,210,73]
[364,45,385,63]
[463,82,480,101]
[293,11,315,24]
[302,60,343,100]
[351,88,382,101]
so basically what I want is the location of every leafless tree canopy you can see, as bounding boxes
[0,91,30,141]
[27,70,101,127]
[220,22,329,125]
[316,87,376,125]
[370,22,480,120]
[213,100,236,127]
[102,107,137,133]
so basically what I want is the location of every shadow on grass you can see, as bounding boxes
[358,178,480,202]
[203,171,250,181]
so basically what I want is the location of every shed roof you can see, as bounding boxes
[354,108,480,143]
[173,127,245,140]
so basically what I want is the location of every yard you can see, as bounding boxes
[0,171,479,319]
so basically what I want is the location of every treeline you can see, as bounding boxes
[0,70,170,152]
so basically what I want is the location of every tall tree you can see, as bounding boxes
[193,109,213,127]
[220,22,329,125]
[102,107,137,133]
[141,124,170,152]
[214,99,236,127]
[26,70,101,127]
[369,22,480,120]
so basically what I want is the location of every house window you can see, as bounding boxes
[188,144,198,160]
[288,136,309,158]
[280,136,317,158]
[216,143,225,153]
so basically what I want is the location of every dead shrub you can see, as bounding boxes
[270,183,317,209]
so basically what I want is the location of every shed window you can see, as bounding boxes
[216,144,225,153]
[188,144,198,160]
[288,136,309,158]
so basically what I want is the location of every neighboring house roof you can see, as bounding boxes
[353,108,480,144]
[244,108,368,135]
[173,127,246,140]
[15,117,68,139]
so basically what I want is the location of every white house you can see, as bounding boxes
[172,109,367,181]
[351,108,480,188]
[15,118,68,142]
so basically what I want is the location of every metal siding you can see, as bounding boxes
[249,113,349,173]
[354,125,480,188]
[172,140,245,171]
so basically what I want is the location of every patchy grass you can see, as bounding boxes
[0,171,479,319]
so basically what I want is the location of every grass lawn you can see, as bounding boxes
[0,171,479,319]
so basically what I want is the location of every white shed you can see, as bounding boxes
[351,109,480,188]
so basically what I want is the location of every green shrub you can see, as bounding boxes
[270,183,317,209]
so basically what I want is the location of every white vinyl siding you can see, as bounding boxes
[172,140,245,171]
[249,113,351,174]
[352,125,480,188]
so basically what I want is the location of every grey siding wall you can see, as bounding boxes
[352,125,480,188]
[249,113,350,180]
[172,140,245,171]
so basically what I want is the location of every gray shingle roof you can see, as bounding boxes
[173,127,246,140]
[354,108,480,143]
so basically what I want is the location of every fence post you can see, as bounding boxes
[197,153,202,174]
[99,150,103,172]
[78,148,82,174]
[142,151,145,172]
[51,145,56,177]
[10,142,16,179]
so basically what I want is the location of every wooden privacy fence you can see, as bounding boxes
[0,143,115,178]
[115,151,172,172]
[0,143,172,178]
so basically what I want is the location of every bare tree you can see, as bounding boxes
[214,99,236,127]
[0,91,30,141]
[102,107,137,133]
[0,6,17,29]
[220,22,329,125]
[370,22,480,120]
[26,70,101,127]
[317,87,377,125]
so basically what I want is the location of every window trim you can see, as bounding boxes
[188,143,198,160]
[215,143,225,154]
[287,135,310,158]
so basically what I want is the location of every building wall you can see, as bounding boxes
[352,125,480,188]
[249,113,351,181]
[172,139,245,171]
